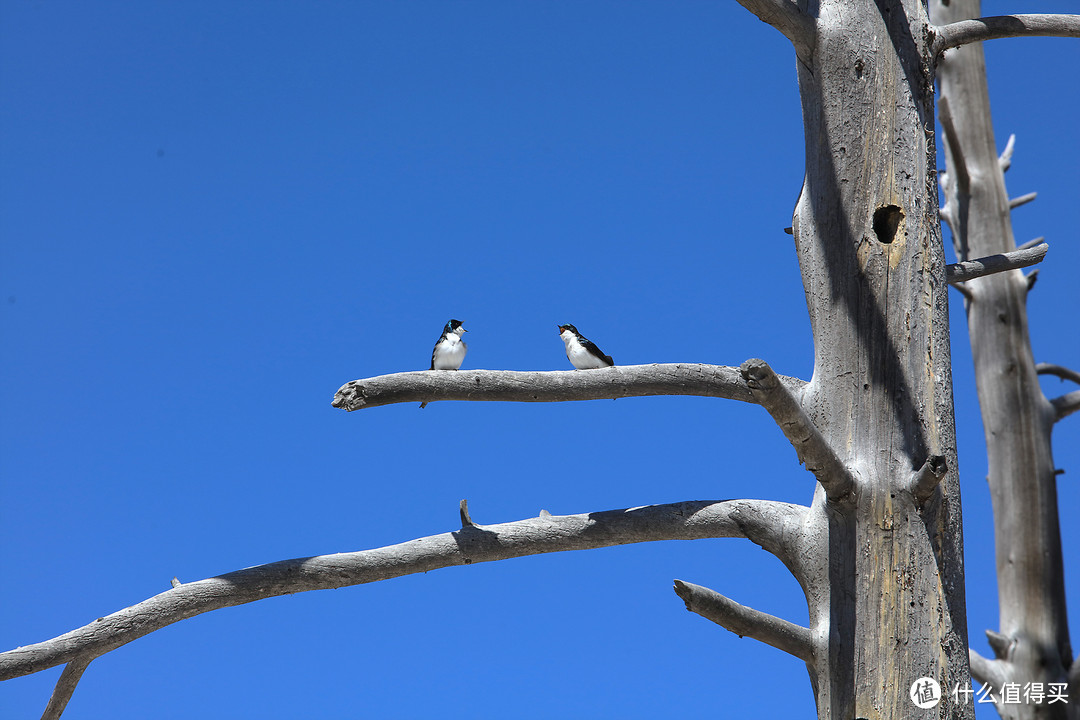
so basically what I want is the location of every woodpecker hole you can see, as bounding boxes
[873,204,904,244]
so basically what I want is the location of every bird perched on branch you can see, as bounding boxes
[421,319,467,408]
[558,323,613,369]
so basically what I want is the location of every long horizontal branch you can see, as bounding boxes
[0,499,807,682]
[933,14,1080,56]
[673,579,813,663]
[945,242,1048,285]
[734,0,815,59]
[332,364,807,412]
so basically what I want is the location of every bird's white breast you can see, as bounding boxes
[433,334,466,370]
[561,331,608,369]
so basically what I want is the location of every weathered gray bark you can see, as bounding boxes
[931,1,1077,718]
[784,1,971,716]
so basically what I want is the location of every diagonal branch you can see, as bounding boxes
[945,242,1048,285]
[0,499,808,684]
[933,14,1080,56]
[331,363,808,412]
[1050,390,1080,423]
[739,359,854,500]
[41,656,92,720]
[734,0,815,59]
[673,580,812,663]
[969,648,1007,691]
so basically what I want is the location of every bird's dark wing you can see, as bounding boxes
[429,339,439,370]
[582,338,614,366]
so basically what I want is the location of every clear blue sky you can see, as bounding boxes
[1,2,1077,718]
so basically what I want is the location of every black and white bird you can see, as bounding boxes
[421,319,468,408]
[430,319,468,371]
[558,323,613,369]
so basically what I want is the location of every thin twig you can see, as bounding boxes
[945,242,1048,284]
[938,96,970,194]
[673,580,813,663]
[331,364,807,412]
[1009,192,1036,210]
[739,359,854,500]
[999,133,1016,173]
[1036,364,1080,386]
[933,14,1080,56]
[1016,236,1045,252]
[0,499,807,682]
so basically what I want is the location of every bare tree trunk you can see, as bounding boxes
[931,1,1077,718]
[787,0,972,716]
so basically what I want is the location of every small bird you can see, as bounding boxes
[430,319,468,370]
[421,319,467,408]
[558,323,613,369]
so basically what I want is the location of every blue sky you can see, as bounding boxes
[1,2,1077,718]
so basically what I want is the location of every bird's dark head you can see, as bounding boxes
[558,323,578,334]
[446,319,466,333]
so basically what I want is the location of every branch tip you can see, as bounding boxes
[986,629,1012,660]
[171,577,182,588]
[946,242,1048,285]
[999,133,1016,172]
[459,499,475,528]
[910,455,948,503]
[1009,191,1036,209]
[672,579,813,663]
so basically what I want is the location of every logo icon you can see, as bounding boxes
[911,677,942,709]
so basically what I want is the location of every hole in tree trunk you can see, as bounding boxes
[873,204,904,244]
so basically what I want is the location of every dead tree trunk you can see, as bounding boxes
[931,1,1079,717]
[783,0,971,716]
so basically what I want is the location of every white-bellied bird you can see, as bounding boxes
[558,323,613,369]
[421,319,467,408]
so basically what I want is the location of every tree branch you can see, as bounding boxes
[0,499,808,684]
[739,359,854,500]
[1036,363,1080,386]
[945,242,1048,285]
[909,455,948,504]
[933,14,1080,56]
[938,96,970,194]
[969,648,1006,691]
[41,656,92,720]
[1050,390,1080,423]
[734,0,815,59]
[1009,191,1036,210]
[331,364,807,412]
[673,580,812,663]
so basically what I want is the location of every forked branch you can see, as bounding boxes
[0,499,808,684]
[673,580,813,663]
[933,14,1080,56]
[332,364,807,412]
